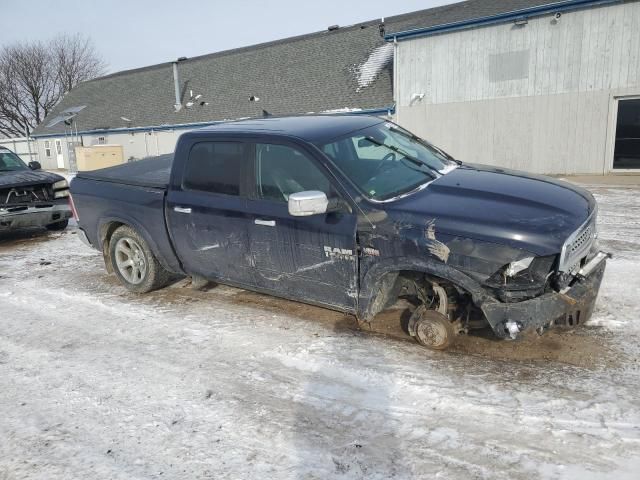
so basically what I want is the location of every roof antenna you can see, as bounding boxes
[379,17,385,37]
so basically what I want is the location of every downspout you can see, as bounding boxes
[393,36,399,124]
[173,62,182,112]
[153,129,159,155]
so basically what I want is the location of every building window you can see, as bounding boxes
[613,98,640,170]
[97,136,106,145]
[44,140,51,158]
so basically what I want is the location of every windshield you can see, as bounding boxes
[318,122,457,201]
[0,149,28,172]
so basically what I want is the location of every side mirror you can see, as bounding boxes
[28,161,42,170]
[288,191,328,217]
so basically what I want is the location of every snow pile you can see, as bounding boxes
[1,185,640,479]
[355,43,394,92]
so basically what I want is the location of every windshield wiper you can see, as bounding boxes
[388,126,463,166]
[365,136,439,177]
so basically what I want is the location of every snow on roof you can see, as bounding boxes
[355,43,394,92]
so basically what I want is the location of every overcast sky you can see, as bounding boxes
[2,0,453,73]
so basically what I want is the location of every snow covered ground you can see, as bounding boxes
[1,184,639,480]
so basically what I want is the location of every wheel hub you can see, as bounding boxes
[114,237,147,285]
[416,319,449,349]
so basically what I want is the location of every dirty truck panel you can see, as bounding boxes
[70,115,608,350]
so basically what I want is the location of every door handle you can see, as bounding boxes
[174,206,192,214]
[254,219,276,227]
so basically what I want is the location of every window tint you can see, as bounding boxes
[183,142,247,195]
[256,143,331,202]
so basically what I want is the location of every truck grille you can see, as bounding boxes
[0,184,53,206]
[559,214,596,272]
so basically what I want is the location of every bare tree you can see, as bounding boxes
[52,34,107,94]
[0,34,106,137]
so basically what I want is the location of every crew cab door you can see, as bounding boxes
[247,141,358,311]
[166,140,255,286]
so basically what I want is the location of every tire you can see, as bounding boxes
[109,225,171,293]
[410,306,456,351]
[46,219,69,231]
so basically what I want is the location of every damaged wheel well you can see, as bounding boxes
[361,270,487,331]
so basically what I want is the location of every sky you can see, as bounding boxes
[1,0,453,73]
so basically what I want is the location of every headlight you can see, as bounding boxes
[54,190,69,198]
[505,257,534,277]
[486,255,557,302]
[53,179,68,190]
[488,255,556,287]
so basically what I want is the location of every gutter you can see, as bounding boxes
[32,105,396,139]
[323,105,396,117]
[31,120,228,139]
[384,0,623,42]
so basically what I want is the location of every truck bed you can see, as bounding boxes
[75,154,173,189]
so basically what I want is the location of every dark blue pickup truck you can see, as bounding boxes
[70,115,608,349]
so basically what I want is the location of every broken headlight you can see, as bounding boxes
[486,255,557,302]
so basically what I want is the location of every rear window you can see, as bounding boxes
[182,142,247,196]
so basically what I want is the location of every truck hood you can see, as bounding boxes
[0,170,65,189]
[386,164,595,256]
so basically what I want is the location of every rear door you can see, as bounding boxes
[246,141,358,311]
[166,140,256,286]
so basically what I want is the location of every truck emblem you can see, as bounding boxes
[324,246,354,260]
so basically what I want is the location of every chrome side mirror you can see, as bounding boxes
[288,191,328,217]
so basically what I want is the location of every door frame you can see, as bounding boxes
[607,94,640,173]
[54,138,65,169]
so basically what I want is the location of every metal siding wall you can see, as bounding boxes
[395,2,640,174]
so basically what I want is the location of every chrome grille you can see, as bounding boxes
[559,214,597,272]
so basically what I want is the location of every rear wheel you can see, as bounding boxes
[410,306,456,350]
[46,219,69,231]
[109,225,171,293]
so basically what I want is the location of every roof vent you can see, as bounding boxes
[327,25,339,31]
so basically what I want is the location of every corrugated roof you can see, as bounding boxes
[33,0,561,137]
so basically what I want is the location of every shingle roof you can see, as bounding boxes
[33,0,559,137]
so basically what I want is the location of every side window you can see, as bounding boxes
[183,142,247,196]
[255,143,331,203]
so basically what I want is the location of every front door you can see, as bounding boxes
[54,139,64,169]
[166,141,256,286]
[247,142,358,311]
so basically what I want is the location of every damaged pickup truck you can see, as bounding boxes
[70,115,608,349]
[0,146,71,232]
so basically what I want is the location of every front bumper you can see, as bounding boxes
[480,252,608,339]
[0,202,72,230]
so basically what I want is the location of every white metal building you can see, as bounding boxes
[389,0,640,175]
